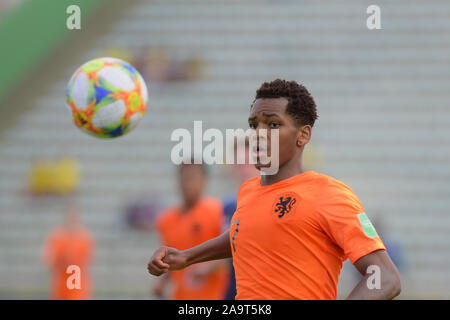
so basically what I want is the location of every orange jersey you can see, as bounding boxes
[230,170,386,300]
[43,227,94,300]
[156,197,229,300]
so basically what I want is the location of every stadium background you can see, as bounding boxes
[0,0,449,299]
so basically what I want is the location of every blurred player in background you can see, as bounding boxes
[153,162,229,300]
[148,79,401,300]
[42,204,95,300]
[222,139,258,300]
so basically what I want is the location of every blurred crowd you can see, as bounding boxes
[103,46,206,86]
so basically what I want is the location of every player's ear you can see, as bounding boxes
[296,125,311,147]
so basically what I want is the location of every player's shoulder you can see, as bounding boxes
[312,171,355,194]
[198,196,224,213]
[76,227,94,245]
[194,197,224,227]
[237,176,260,196]
[155,206,178,229]
[49,227,66,240]
[313,172,362,207]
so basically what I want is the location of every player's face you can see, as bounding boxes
[248,98,302,170]
[179,164,206,205]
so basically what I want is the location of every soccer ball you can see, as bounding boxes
[66,57,148,138]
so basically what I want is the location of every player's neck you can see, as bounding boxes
[64,225,82,234]
[260,157,304,186]
[180,199,200,214]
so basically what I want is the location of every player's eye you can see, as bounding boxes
[249,122,257,129]
[269,122,280,128]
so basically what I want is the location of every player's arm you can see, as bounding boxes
[346,249,401,300]
[147,230,232,276]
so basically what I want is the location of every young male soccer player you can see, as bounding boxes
[153,162,229,300]
[42,205,95,300]
[148,79,401,300]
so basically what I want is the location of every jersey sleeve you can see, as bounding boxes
[316,179,386,264]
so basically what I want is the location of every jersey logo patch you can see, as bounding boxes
[273,193,298,218]
[357,213,378,238]
[192,222,202,235]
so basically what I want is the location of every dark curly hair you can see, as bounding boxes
[253,79,318,127]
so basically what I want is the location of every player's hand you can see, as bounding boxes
[147,246,188,276]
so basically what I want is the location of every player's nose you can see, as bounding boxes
[255,128,269,147]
